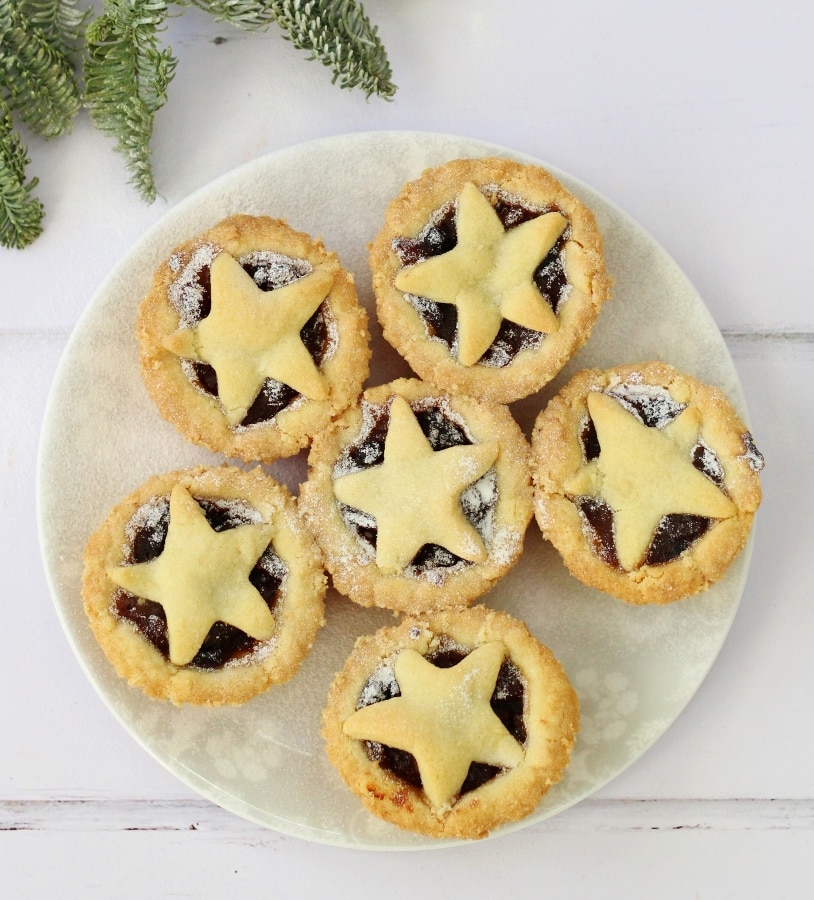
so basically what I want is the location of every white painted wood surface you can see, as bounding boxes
[2,2,812,895]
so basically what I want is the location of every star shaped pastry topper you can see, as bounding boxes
[343,641,524,808]
[108,484,275,666]
[333,395,499,575]
[394,182,568,366]
[565,391,736,571]
[164,251,333,425]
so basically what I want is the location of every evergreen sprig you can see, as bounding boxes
[83,0,178,202]
[0,97,45,248]
[271,0,395,98]
[0,0,86,247]
[2,0,396,248]
[187,0,396,98]
[184,0,279,32]
[20,0,90,58]
[0,0,83,137]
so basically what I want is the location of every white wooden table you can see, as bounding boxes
[2,2,812,895]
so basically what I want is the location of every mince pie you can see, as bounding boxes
[299,378,533,614]
[322,605,579,839]
[531,362,764,604]
[82,466,326,705]
[138,214,370,462]
[369,157,612,404]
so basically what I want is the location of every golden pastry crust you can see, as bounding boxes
[299,378,533,613]
[531,362,764,605]
[138,214,371,462]
[322,606,579,840]
[82,466,326,705]
[369,157,612,403]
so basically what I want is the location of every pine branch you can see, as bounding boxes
[83,0,178,202]
[0,0,83,137]
[270,0,395,99]
[20,0,90,57]
[2,0,396,243]
[0,97,45,248]
[187,0,395,99]
[184,0,279,32]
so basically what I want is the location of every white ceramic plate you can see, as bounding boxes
[37,132,753,849]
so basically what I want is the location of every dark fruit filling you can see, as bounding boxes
[335,400,496,574]
[392,189,569,367]
[113,496,285,669]
[645,515,711,566]
[359,639,526,798]
[174,251,331,426]
[576,386,729,569]
[576,497,619,569]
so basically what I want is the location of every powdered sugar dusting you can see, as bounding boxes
[739,431,765,473]
[399,182,570,368]
[533,495,553,531]
[358,663,399,707]
[487,524,522,568]
[167,245,316,331]
[178,358,211,400]
[461,469,498,542]
[202,496,265,526]
[493,659,526,701]
[256,546,289,584]
[606,381,686,428]
[481,182,548,216]
[331,396,501,582]
[233,382,307,431]
[340,504,376,533]
[224,634,278,668]
[168,243,219,327]
[693,440,726,484]
[432,634,472,658]
[237,250,311,290]
[318,301,339,364]
[478,329,546,368]
[332,399,384,478]
[125,495,170,546]
[413,394,476,445]
[405,556,468,586]
[404,292,550,368]
[118,493,284,670]
[422,199,456,243]
[332,392,474,481]
[122,494,265,559]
